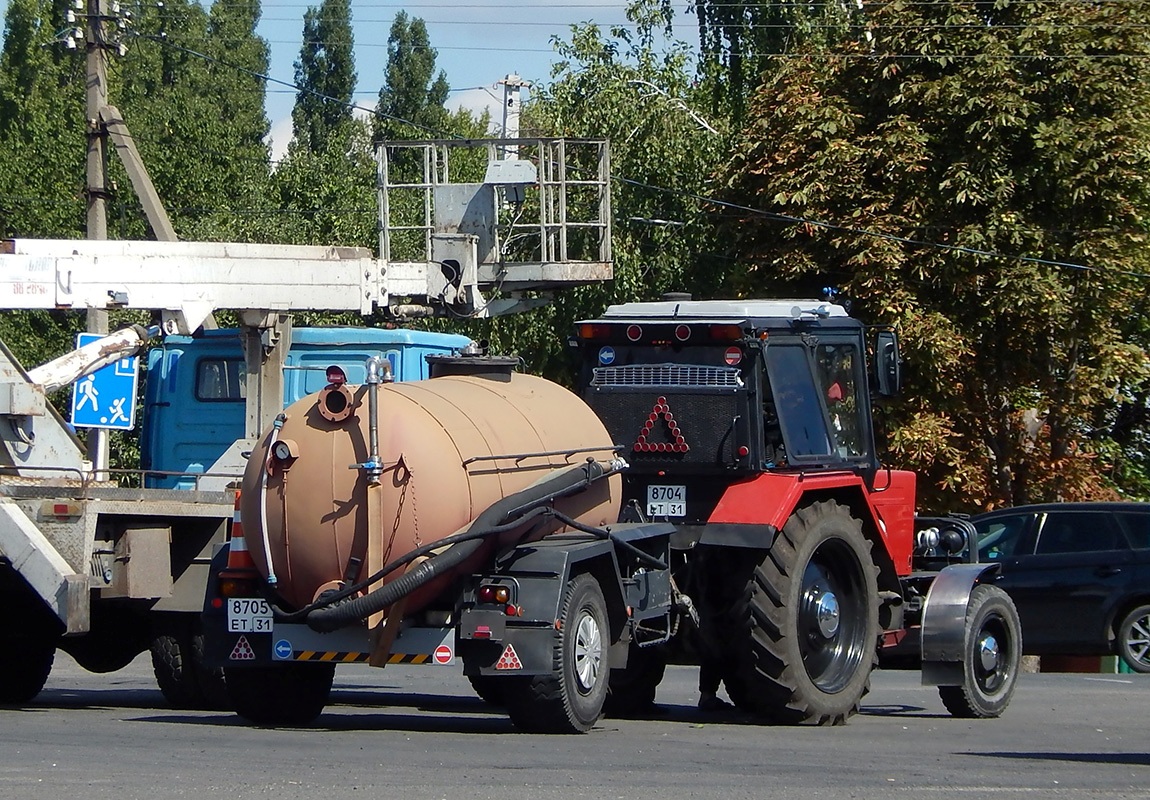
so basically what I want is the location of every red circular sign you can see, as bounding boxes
[724,346,742,366]
[434,644,453,664]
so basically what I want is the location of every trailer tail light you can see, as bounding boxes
[477,584,511,605]
[578,323,613,340]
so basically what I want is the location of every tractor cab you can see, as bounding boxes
[573,298,894,521]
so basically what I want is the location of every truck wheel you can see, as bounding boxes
[505,573,610,733]
[727,500,879,725]
[225,663,335,725]
[1117,604,1150,673]
[938,584,1021,718]
[603,644,666,716]
[0,635,55,704]
[468,674,507,706]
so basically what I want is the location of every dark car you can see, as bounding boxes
[971,502,1150,672]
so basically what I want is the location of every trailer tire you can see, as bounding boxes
[505,573,609,733]
[0,635,55,704]
[938,584,1021,718]
[225,663,335,726]
[1116,604,1150,673]
[726,500,879,725]
[151,626,230,711]
[604,644,666,716]
[468,674,507,706]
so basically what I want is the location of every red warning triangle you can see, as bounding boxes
[632,396,690,453]
[229,635,256,661]
[494,644,523,670]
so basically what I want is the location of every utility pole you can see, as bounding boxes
[497,74,530,160]
[85,0,111,474]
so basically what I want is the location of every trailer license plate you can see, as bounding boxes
[228,598,273,633]
[647,485,686,517]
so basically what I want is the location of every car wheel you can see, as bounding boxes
[1117,604,1150,674]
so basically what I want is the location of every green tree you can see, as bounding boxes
[0,0,86,238]
[715,0,1150,508]
[292,0,355,153]
[374,12,450,141]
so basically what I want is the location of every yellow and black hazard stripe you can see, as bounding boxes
[292,650,433,664]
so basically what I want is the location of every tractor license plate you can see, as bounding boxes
[228,598,273,633]
[647,484,686,517]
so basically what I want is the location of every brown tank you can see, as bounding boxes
[239,371,621,614]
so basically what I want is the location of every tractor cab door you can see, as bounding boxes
[763,337,875,470]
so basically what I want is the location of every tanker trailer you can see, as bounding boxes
[202,354,677,733]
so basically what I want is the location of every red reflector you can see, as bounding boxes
[675,325,691,342]
[709,324,743,341]
[53,503,70,515]
[738,445,750,457]
[626,324,642,342]
[474,625,492,639]
[211,597,224,609]
[506,604,519,616]
[724,346,742,366]
[578,323,613,339]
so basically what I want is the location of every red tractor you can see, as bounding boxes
[574,297,1021,723]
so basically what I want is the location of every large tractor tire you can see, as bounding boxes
[151,620,230,710]
[603,642,666,717]
[725,500,880,725]
[0,634,56,704]
[938,584,1021,718]
[225,663,335,726]
[1116,604,1150,674]
[505,573,610,733]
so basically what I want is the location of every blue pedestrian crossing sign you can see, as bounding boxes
[70,333,139,430]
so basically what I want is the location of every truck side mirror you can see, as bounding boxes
[875,330,901,397]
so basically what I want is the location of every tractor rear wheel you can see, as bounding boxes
[726,500,879,725]
[226,663,334,725]
[505,573,610,733]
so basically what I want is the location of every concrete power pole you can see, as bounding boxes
[497,74,530,159]
[85,0,111,473]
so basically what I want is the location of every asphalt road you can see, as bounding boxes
[0,655,1147,800]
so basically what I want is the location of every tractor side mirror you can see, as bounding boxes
[875,330,901,397]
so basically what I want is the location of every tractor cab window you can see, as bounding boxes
[814,344,866,459]
[764,341,868,464]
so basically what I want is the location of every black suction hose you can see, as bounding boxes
[304,459,608,633]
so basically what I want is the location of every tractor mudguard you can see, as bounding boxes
[919,562,1002,686]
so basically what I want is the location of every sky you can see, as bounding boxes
[0,0,698,159]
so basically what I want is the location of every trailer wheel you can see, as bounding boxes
[1116,604,1150,673]
[468,674,507,706]
[505,573,609,733]
[225,663,335,725]
[727,499,879,725]
[151,624,230,710]
[603,644,666,716]
[938,584,1021,718]
[0,635,55,704]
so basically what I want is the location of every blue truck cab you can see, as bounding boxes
[141,326,472,488]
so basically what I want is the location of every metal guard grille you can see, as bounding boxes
[591,363,743,388]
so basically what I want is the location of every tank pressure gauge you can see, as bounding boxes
[271,439,299,462]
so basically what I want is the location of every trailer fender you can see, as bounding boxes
[919,562,1001,686]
